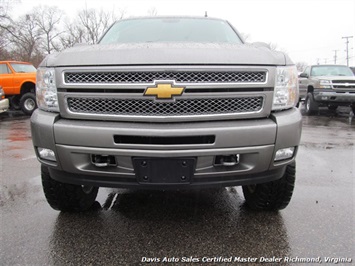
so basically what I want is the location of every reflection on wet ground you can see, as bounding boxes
[300,106,355,151]
[300,105,355,127]
[49,188,290,265]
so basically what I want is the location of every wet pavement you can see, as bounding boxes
[0,106,354,265]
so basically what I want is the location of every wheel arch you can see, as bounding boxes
[307,85,314,94]
[20,81,35,96]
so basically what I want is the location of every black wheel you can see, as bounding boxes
[304,93,318,115]
[41,166,99,212]
[9,95,21,110]
[242,162,296,211]
[20,92,37,115]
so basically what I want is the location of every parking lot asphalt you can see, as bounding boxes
[0,106,354,265]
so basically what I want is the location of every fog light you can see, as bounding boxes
[38,147,56,162]
[274,147,295,161]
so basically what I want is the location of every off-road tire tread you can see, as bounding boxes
[41,166,98,212]
[242,163,296,211]
[305,93,318,116]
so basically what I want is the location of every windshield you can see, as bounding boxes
[10,63,36,73]
[310,66,354,77]
[100,18,243,44]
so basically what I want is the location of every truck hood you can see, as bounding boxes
[44,43,290,67]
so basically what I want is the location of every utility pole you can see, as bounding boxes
[342,36,353,66]
[333,50,338,64]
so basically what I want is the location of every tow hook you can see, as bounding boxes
[91,154,117,167]
[214,154,240,166]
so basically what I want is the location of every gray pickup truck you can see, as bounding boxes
[299,65,355,115]
[31,17,302,212]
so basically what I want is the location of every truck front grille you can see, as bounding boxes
[332,80,355,89]
[67,97,263,116]
[65,71,266,84]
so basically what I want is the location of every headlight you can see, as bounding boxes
[319,79,332,89]
[36,68,59,112]
[0,88,5,99]
[272,66,299,111]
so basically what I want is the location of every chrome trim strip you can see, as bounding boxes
[60,67,270,87]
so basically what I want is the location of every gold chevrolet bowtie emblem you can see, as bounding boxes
[144,83,184,99]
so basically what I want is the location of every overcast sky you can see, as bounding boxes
[8,0,355,66]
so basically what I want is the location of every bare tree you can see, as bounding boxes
[77,6,118,44]
[2,4,125,63]
[0,6,10,27]
[0,27,12,60]
[116,8,127,20]
[5,13,43,62]
[34,6,64,54]
[0,0,14,25]
[0,0,13,59]
[147,7,158,16]
[59,21,87,49]
[296,62,308,72]
[58,7,122,48]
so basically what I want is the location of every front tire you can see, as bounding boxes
[242,162,296,211]
[9,95,21,110]
[304,93,318,115]
[41,166,99,212]
[20,92,37,115]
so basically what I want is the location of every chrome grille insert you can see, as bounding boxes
[332,80,355,89]
[65,71,266,84]
[67,97,264,116]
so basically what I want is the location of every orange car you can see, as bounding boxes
[0,61,37,115]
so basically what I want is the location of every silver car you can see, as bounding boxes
[0,87,9,113]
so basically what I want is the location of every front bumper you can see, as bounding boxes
[0,98,9,113]
[31,108,302,189]
[314,91,355,104]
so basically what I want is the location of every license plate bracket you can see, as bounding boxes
[133,157,196,184]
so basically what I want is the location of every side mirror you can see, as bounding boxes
[299,73,308,78]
